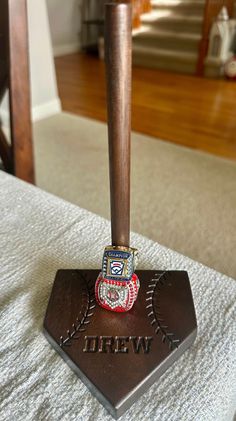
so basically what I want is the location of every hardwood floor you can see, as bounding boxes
[55,52,236,160]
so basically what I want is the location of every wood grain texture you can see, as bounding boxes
[8,0,35,183]
[105,2,132,247]
[55,52,236,161]
[0,0,35,183]
[44,269,197,419]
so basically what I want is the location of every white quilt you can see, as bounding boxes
[0,171,235,421]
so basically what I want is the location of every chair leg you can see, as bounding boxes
[0,126,13,173]
[8,0,35,184]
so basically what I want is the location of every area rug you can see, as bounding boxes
[33,112,236,279]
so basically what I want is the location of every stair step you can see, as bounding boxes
[133,44,198,62]
[133,27,201,42]
[133,44,198,74]
[141,11,203,33]
[132,1,204,75]
[133,27,201,52]
[151,0,205,15]
[152,0,205,3]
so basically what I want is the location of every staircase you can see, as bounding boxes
[133,0,205,74]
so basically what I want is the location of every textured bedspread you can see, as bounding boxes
[0,171,235,421]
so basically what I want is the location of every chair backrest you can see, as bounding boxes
[0,0,35,184]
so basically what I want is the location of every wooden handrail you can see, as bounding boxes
[132,0,152,28]
[197,0,235,75]
[113,1,152,29]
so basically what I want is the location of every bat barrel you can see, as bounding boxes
[105,1,132,247]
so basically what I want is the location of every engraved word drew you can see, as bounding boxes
[83,335,153,354]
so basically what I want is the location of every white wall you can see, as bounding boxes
[46,0,82,57]
[0,0,61,127]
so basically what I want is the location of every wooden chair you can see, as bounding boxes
[0,0,35,183]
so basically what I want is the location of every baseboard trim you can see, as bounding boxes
[32,98,62,121]
[0,98,62,129]
[53,42,81,57]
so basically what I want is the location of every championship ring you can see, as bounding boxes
[95,246,140,312]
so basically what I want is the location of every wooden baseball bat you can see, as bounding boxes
[105,1,132,247]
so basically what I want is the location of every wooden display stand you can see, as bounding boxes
[44,3,197,419]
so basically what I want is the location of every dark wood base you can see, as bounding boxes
[44,269,197,419]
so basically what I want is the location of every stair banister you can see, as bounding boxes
[132,0,152,28]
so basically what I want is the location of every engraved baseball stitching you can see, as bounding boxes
[59,271,96,347]
[146,272,180,350]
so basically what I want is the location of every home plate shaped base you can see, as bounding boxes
[43,269,197,419]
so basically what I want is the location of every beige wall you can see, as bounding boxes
[0,0,61,126]
[46,0,82,56]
